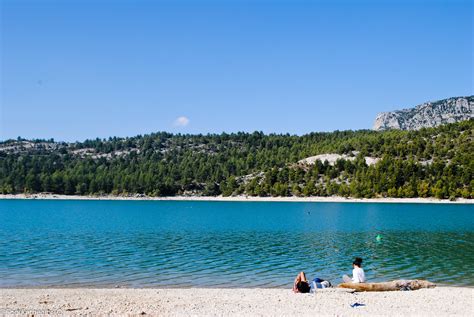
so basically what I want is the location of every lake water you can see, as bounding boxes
[1,200,473,288]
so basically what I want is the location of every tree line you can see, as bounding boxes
[0,120,472,199]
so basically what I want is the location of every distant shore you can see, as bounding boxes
[1,287,472,316]
[0,193,472,204]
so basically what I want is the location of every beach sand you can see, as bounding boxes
[0,193,472,204]
[1,287,472,316]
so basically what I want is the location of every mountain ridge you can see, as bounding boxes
[373,96,473,131]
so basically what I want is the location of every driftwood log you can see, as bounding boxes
[338,280,436,292]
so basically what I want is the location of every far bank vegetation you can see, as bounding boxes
[0,120,472,200]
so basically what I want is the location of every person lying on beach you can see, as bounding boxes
[342,257,366,283]
[292,271,332,293]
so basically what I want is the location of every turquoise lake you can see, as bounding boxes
[0,200,473,287]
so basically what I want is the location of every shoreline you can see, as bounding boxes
[0,193,472,204]
[1,287,472,316]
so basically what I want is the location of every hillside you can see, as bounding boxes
[0,120,473,199]
[373,96,473,131]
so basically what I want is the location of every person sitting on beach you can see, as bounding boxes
[342,257,366,283]
[292,271,331,293]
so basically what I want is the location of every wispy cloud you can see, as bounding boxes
[173,116,190,127]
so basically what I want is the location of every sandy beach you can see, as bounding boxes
[1,287,472,316]
[0,193,472,204]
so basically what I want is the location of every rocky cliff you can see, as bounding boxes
[373,96,473,131]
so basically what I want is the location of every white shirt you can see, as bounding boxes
[352,267,366,283]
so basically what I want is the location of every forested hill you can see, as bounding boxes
[1,120,473,199]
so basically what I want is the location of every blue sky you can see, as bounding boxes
[1,0,472,141]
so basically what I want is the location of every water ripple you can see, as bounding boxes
[1,200,473,287]
[1,230,473,288]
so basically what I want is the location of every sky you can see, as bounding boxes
[1,0,472,142]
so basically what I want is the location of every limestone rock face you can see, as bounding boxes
[373,96,473,131]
